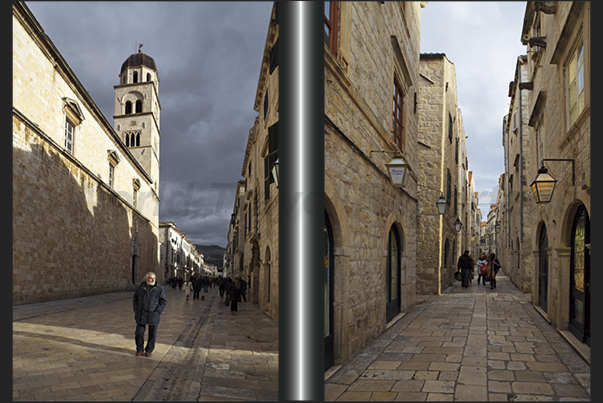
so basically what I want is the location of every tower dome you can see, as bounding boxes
[120,51,157,75]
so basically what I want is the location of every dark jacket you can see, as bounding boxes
[228,281,242,302]
[133,282,167,325]
[191,277,202,292]
[458,254,473,271]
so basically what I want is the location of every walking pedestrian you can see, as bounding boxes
[183,279,193,301]
[218,277,227,299]
[228,277,243,313]
[133,272,167,357]
[457,250,473,288]
[488,253,502,289]
[192,275,202,300]
[476,253,488,285]
[240,277,247,302]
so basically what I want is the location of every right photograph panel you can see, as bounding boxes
[324,1,591,401]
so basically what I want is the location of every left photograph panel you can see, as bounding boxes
[13,1,279,400]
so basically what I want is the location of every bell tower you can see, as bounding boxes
[114,47,161,189]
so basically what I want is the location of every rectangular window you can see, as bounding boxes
[324,2,339,55]
[264,122,279,200]
[566,38,584,128]
[448,113,453,143]
[447,169,452,206]
[393,76,404,151]
[109,164,115,189]
[65,118,75,154]
[536,123,545,165]
[269,38,279,74]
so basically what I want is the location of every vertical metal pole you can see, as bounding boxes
[518,57,524,281]
[279,2,324,400]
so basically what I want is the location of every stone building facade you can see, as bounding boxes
[500,2,590,352]
[13,2,160,304]
[159,221,205,282]
[416,53,474,295]
[501,55,535,293]
[225,3,279,321]
[324,1,425,370]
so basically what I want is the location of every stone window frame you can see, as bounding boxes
[564,32,585,131]
[393,75,405,152]
[324,1,339,57]
[133,178,141,209]
[107,150,120,189]
[62,97,84,156]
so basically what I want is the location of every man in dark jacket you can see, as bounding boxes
[457,250,473,288]
[133,272,167,357]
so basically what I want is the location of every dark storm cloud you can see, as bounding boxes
[25,1,273,247]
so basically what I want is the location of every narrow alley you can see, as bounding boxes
[13,286,278,401]
[325,271,590,401]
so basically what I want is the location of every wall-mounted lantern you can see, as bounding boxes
[385,155,410,188]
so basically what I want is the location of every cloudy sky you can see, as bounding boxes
[25,1,274,247]
[23,1,528,246]
[420,1,528,214]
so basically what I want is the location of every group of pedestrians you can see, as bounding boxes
[182,275,212,301]
[457,250,502,290]
[216,276,247,314]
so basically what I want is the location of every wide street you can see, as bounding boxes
[13,285,278,401]
[325,271,591,401]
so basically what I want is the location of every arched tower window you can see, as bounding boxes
[147,73,151,82]
[133,71,138,83]
[125,133,130,147]
[135,100,143,113]
[136,133,140,146]
[125,101,132,115]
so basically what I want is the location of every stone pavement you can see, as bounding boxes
[13,285,278,401]
[325,272,591,401]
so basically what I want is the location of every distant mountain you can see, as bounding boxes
[194,244,226,268]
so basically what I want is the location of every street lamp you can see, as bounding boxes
[436,195,447,215]
[454,217,463,233]
[385,155,410,188]
[530,165,557,204]
[271,157,279,188]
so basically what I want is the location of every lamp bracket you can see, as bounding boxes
[370,149,400,156]
[541,158,574,186]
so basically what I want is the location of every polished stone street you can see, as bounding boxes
[13,286,278,401]
[325,272,590,401]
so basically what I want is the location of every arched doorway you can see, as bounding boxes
[538,224,549,312]
[569,205,590,345]
[324,212,335,370]
[386,224,401,323]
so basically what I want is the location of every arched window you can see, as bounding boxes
[136,133,140,146]
[135,100,143,113]
[125,101,132,115]
[133,71,138,83]
[146,73,151,82]
[125,133,130,147]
